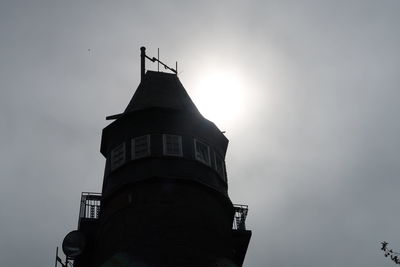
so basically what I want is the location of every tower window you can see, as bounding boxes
[194,139,210,166]
[132,135,150,159]
[214,152,226,182]
[110,143,126,171]
[163,134,183,156]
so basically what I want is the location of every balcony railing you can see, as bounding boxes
[79,192,101,220]
[233,204,249,230]
[78,192,248,230]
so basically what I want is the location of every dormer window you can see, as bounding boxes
[132,135,150,159]
[194,139,210,166]
[214,152,226,182]
[110,143,126,171]
[163,134,183,156]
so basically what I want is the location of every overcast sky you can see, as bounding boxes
[1,1,400,266]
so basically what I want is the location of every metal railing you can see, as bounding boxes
[79,192,101,220]
[233,204,249,230]
[77,192,248,230]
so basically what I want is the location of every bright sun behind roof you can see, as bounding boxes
[191,68,246,129]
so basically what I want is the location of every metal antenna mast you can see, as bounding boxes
[140,46,177,82]
[106,46,179,121]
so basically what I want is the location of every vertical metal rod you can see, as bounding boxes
[157,48,160,72]
[140,46,146,82]
[176,61,178,75]
[55,247,58,267]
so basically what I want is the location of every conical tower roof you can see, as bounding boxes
[124,71,201,116]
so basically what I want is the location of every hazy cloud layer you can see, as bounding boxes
[1,1,400,266]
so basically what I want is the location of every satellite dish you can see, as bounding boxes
[62,230,86,259]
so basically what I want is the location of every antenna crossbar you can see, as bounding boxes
[140,46,177,81]
[145,55,177,74]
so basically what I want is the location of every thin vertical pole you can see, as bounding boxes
[55,247,58,267]
[176,61,178,75]
[157,48,160,72]
[140,46,146,82]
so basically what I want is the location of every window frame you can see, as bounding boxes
[131,135,151,160]
[194,139,211,166]
[214,151,226,182]
[110,142,126,171]
[163,134,183,157]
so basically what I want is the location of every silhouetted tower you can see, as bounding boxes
[60,47,251,267]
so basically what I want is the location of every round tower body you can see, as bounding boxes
[92,71,235,266]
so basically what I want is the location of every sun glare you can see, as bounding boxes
[191,69,246,129]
